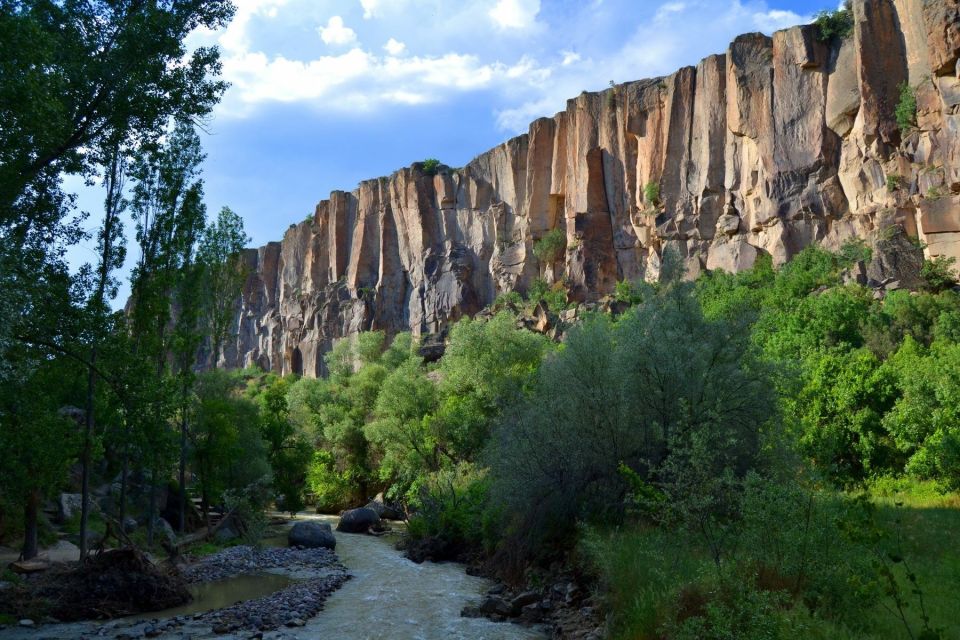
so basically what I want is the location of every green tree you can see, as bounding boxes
[127,120,208,544]
[255,375,312,514]
[487,269,775,564]
[198,206,249,368]
[366,358,438,492]
[0,359,80,559]
[0,0,234,227]
[191,370,270,524]
[533,228,566,265]
[77,141,129,556]
[432,313,550,462]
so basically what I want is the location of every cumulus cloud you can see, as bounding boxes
[318,16,357,45]
[560,50,581,66]
[489,0,541,30]
[360,0,381,19]
[751,8,809,32]
[203,0,813,127]
[383,38,406,55]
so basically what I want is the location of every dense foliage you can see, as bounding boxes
[224,244,958,638]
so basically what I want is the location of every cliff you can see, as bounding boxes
[222,0,960,377]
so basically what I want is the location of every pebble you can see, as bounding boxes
[181,545,340,584]
[19,619,35,627]
[176,545,350,635]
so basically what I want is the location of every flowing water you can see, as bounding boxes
[2,515,547,639]
[289,515,546,640]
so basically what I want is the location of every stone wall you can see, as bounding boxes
[222,0,960,377]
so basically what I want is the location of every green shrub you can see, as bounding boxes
[886,174,903,192]
[307,450,355,513]
[421,158,441,175]
[607,80,617,109]
[895,82,917,133]
[643,181,660,206]
[487,265,776,568]
[533,228,566,264]
[838,237,872,265]
[613,279,643,305]
[526,277,569,313]
[921,256,957,292]
[406,463,490,557]
[813,3,853,42]
[492,290,523,310]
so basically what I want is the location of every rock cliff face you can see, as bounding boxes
[222,0,960,377]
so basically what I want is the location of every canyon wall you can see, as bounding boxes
[222,0,960,377]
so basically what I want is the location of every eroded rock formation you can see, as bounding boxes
[223,0,960,376]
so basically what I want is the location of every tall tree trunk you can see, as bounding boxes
[118,423,130,527]
[178,409,187,534]
[201,487,210,531]
[146,468,157,547]
[21,490,40,561]
[81,144,122,557]
[79,348,97,559]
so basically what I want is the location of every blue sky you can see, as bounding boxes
[65,0,832,305]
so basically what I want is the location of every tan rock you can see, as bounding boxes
[220,3,960,376]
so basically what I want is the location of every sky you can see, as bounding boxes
[65,0,832,306]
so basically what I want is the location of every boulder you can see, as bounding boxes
[152,517,177,547]
[478,595,515,617]
[57,493,84,524]
[288,521,336,550]
[363,493,404,521]
[336,507,380,534]
[214,524,239,542]
[511,591,541,610]
[867,228,925,290]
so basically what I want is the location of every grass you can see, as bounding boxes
[585,481,960,640]
[187,538,240,558]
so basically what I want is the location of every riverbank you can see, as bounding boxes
[0,542,348,639]
[1,514,548,639]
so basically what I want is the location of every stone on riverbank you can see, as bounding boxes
[336,507,380,533]
[288,521,336,550]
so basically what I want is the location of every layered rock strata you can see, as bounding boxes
[223,0,960,376]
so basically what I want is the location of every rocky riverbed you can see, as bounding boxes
[0,544,348,640]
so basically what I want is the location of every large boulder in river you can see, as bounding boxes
[336,507,380,533]
[288,521,336,549]
[364,493,404,521]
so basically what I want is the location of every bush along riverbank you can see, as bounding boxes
[372,246,960,640]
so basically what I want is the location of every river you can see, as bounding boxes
[0,514,546,640]
[290,515,544,639]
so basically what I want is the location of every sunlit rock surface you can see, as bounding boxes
[222,0,960,377]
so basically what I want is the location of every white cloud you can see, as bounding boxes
[751,9,808,33]
[656,1,686,19]
[489,0,540,30]
[203,0,813,129]
[383,38,406,55]
[360,0,381,19]
[318,16,357,46]
[560,50,581,66]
